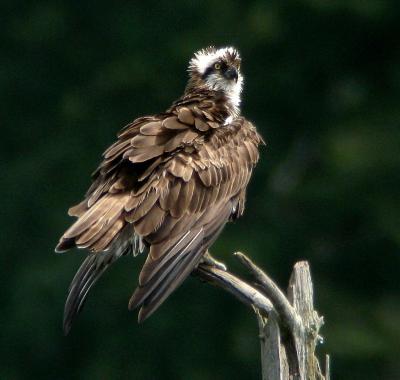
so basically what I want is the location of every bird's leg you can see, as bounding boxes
[201,251,227,271]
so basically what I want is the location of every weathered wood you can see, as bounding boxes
[325,355,330,380]
[195,266,275,315]
[257,311,289,380]
[235,252,300,333]
[287,261,325,380]
[195,254,329,380]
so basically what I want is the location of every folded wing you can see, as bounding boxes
[56,105,263,328]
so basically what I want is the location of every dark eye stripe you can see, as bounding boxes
[202,61,229,79]
[202,66,214,79]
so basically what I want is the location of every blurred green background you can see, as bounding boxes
[2,1,400,379]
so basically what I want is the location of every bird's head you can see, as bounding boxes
[186,46,243,115]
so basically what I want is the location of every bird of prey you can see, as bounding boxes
[56,46,264,334]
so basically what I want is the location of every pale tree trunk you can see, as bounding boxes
[195,253,330,380]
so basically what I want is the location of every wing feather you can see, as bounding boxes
[130,201,233,322]
[125,190,159,221]
[134,204,166,236]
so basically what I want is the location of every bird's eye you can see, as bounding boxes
[214,63,221,70]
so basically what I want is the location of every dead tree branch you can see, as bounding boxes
[194,252,329,380]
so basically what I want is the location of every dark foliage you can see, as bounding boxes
[1,1,399,379]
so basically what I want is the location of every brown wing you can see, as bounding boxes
[56,105,263,328]
[126,116,263,321]
[55,111,200,253]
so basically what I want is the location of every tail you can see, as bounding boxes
[63,253,114,335]
[57,194,144,334]
[62,225,142,334]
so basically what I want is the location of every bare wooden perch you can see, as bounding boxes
[194,253,329,380]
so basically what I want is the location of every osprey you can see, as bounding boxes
[56,46,264,334]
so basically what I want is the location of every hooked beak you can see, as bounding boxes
[223,66,238,82]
